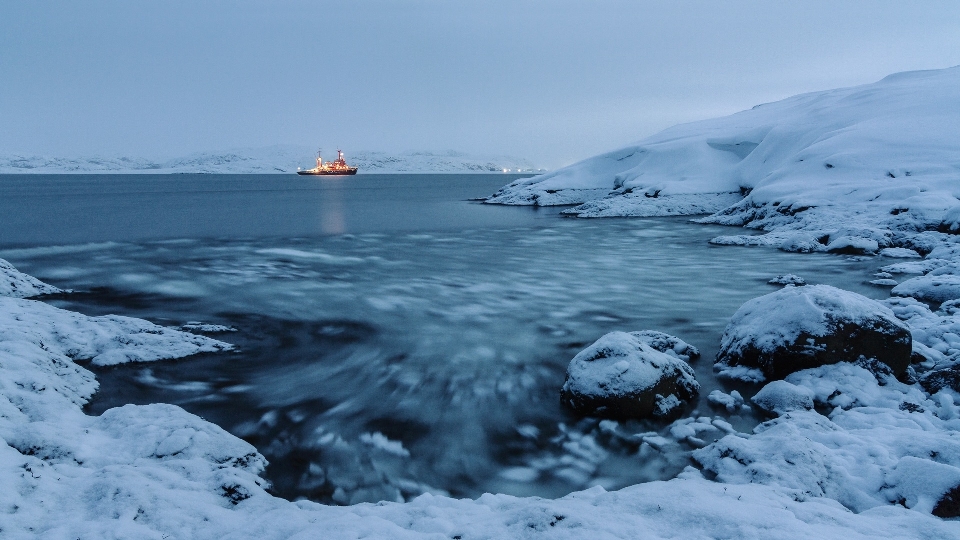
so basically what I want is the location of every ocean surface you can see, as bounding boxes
[0,173,885,504]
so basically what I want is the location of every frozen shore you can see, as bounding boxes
[2,255,958,537]
[487,67,960,243]
[0,147,541,175]
[4,67,960,537]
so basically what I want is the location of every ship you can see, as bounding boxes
[297,149,358,175]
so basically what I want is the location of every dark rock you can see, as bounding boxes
[715,285,912,381]
[920,365,960,395]
[561,331,699,420]
[934,484,960,518]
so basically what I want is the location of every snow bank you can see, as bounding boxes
[696,363,960,516]
[3,277,960,535]
[487,66,960,236]
[0,259,62,298]
[3,289,954,538]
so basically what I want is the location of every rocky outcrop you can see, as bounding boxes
[715,285,912,382]
[561,331,699,420]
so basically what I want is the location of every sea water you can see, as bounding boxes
[0,174,885,504]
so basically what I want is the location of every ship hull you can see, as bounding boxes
[297,168,358,176]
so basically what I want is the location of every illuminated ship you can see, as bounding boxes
[297,149,358,175]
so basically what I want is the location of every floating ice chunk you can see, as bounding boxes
[707,389,745,413]
[180,322,238,333]
[360,432,411,457]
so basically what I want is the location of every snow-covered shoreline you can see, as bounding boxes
[5,67,960,537]
[487,67,960,242]
[3,230,960,537]
[0,147,542,175]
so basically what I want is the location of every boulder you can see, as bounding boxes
[715,285,912,382]
[561,331,699,420]
[825,236,879,255]
[768,274,805,286]
[892,274,960,304]
[919,365,960,395]
[751,380,814,416]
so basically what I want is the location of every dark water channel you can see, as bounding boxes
[0,174,887,504]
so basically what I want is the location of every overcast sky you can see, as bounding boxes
[3,1,960,169]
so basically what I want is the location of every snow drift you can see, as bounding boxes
[487,66,960,238]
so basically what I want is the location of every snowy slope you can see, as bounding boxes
[487,66,960,234]
[0,146,541,174]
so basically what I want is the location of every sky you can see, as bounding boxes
[2,1,960,169]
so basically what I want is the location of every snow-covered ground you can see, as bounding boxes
[5,66,960,536]
[0,146,542,174]
[487,67,960,240]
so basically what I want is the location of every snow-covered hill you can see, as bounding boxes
[487,66,960,238]
[0,146,542,174]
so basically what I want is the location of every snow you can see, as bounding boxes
[751,380,815,415]
[560,331,699,418]
[769,274,806,286]
[0,146,542,174]
[695,363,960,516]
[487,67,960,239]
[715,284,912,381]
[0,259,63,298]
[707,389,748,413]
[880,247,922,259]
[893,274,960,304]
[0,296,233,366]
[6,66,960,537]
[825,236,880,255]
[2,269,959,537]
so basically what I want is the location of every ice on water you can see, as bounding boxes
[4,219,887,505]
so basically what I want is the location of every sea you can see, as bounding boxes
[0,173,885,504]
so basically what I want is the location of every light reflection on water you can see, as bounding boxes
[4,218,887,504]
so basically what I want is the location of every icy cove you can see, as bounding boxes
[3,66,960,539]
[3,219,887,504]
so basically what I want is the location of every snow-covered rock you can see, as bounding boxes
[893,274,960,304]
[0,296,232,366]
[751,380,815,416]
[488,67,960,236]
[0,258,62,298]
[880,247,922,259]
[826,236,879,255]
[707,389,747,413]
[769,274,806,286]
[695,362,960,515]
[560,331,699,419]
[716,285,912,382]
